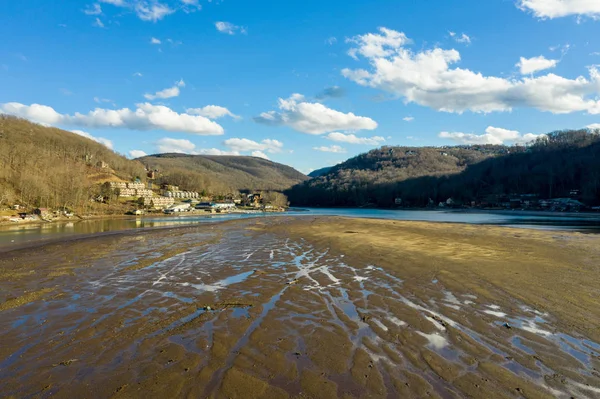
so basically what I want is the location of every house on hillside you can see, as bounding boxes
[34,208,51,218]
[97,161,109,169]
[246,193,262,207]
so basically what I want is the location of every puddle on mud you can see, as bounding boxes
[0,225,599,398]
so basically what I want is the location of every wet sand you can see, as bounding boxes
[0,217,599,398]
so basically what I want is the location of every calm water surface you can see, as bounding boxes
[2,208,600,248]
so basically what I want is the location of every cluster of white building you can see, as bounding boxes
[143,197,175,209]
[108,182,153,197]
[163,191,200,199]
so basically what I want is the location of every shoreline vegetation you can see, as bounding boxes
[1,217,599,397]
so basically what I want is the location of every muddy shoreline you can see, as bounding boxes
[1,217,599,398]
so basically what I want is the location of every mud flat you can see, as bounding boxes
[0,217,599,398]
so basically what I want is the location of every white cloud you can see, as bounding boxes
[94,97,113,104]
[439,126,542,145]
[99,0,126,5]
[135,2,174,21]
[518,0,600,19]
[223,138,283,153]
[133,72,143,77]
[150,37,161,44]
[166,38,182,46]
[251,150,269,159]
[587,123,600,129]
[129,149,147,158]
[94,17,105,28]
[403,116,414,122]
[98,0,175,22]
[449,31,471,44]
[516,56,559,74]
[255,93,378,134]
[215,21,246,35]
[71,129,114,149]
[84,4,103,15]
[342,27,600,115]
[325,132,385,145]
[156,137,196,153]
[1,102,225,135]
[180,0,201,11]
[313,145,347,153]
[326,37,337,45]
[186,105,239,119]
[197,148,240,156]
[346,27,411,60]
[144,79,185,100]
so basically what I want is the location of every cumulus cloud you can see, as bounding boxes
[251,150,269,159]
[223,138,283,154]
[517,56,559,74]
[587,123,600,129]
[403,116,414,122]
[197,148,240,156]
[313,145,347,153]
[449,31,471,44]
[0,102,224,135]
[316,86,346,99]
[135,2,174,21]
[129,149,148,158]
[150,37,161,44]
[439,126,542,145]
[144,79,185,100]
[342,27,600,115]
[186,105,239,119]
[215,21,246,35]
[94,18,105,28]
[518,0,600,19]
[255,93,378,134]
[133,72,143,77]
[153,138,241,155]
[156,137,196,153]
[325,132,385,145]
[71,129,114,149]
[326,37,338,45]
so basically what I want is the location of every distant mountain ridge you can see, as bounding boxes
[286,130,600,208]
[308,167,333,178]
[139,153,308,194]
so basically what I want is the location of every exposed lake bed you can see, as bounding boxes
[1,217,599,398]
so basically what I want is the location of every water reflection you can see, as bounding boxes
[2,208,600,248]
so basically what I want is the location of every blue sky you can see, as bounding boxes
[2,0,600,174]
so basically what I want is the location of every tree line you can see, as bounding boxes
[286,130,600,208]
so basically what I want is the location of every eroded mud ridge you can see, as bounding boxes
[0,221,599,398]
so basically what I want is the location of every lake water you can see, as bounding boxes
[2,208,600,249]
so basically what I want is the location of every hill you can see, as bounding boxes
[139,153,308,194]
[0,116,146,212]
[286,130,600,208]
[308,166,333,178]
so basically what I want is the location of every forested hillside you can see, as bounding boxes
[308,167,333,178]
[286,130,600,207]
[139,153,308,194]
[0,116,145,212]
